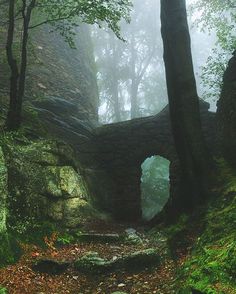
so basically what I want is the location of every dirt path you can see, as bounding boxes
[0,223,183,294]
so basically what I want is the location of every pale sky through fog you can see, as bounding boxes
[97,0,217,120]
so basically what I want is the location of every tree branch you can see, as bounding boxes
[29,16,72,29]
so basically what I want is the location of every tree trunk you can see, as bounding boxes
[130,81,138,119]
[217,51,236,166]
[160,0,211,211]
[130,32,139,119]
[111,34,121,122]
[5,0,20,130]
[112,82,121,122]
[6,0,35,131]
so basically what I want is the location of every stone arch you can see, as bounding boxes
[84,106,181,221]
[81,101,216,221]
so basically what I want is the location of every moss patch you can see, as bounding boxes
[177,159,236,293]
[0,233,19,267]
[0,286,7,294]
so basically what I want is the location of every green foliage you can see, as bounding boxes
[9,218,57,247]
[190,0,236,101]
[57,232,75,245]
[34,0,132,47]
[0,233,20,267]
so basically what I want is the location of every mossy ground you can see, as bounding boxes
[162,159,236,294]
[0,286,7,294]
[0,233,16,266]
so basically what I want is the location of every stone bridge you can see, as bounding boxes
[83,101,216,221]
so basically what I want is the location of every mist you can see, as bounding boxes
[93,0,218,124]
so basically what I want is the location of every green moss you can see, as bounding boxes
[0,233,20,267]
[0,286,7,294]
[177,159,236,293]
[8,219,58,248]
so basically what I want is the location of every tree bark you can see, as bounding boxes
[111,34,121,122]
[217,50,236,165]
[160,0,211,211]
[5,0,20,130]
[130,32,139,119]
[6,0,35,131]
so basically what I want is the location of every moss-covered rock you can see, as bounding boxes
[75,232,121,243]
[1,134,99,229]
[75,251,113,273]
[74,248,160,274]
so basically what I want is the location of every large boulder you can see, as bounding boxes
[3,136,97,228]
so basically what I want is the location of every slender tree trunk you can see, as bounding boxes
[6,0,35,131]
[130,81,138,119]
[160,0,211,211]
[113,83,121,122]
[17,0,36,121]
[111,34,121,122]
[130,32,139,119]
[6,0,20,130]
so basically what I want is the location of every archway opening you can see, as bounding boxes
[141,155,170,221]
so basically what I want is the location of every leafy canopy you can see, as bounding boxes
[190,0,236,101]
[32,0,132,46]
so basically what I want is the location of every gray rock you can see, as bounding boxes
[125,228,136,234]
[75,232,121,243]
[75,248,160,274]
[75,251,113,273]
[124,230,143,245]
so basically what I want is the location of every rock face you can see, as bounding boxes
[2,137,96,228]
[0,22,99,129]
[217,52,236,166]
[28,25,99,123]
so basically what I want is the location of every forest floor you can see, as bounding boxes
[0,220,193,294]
